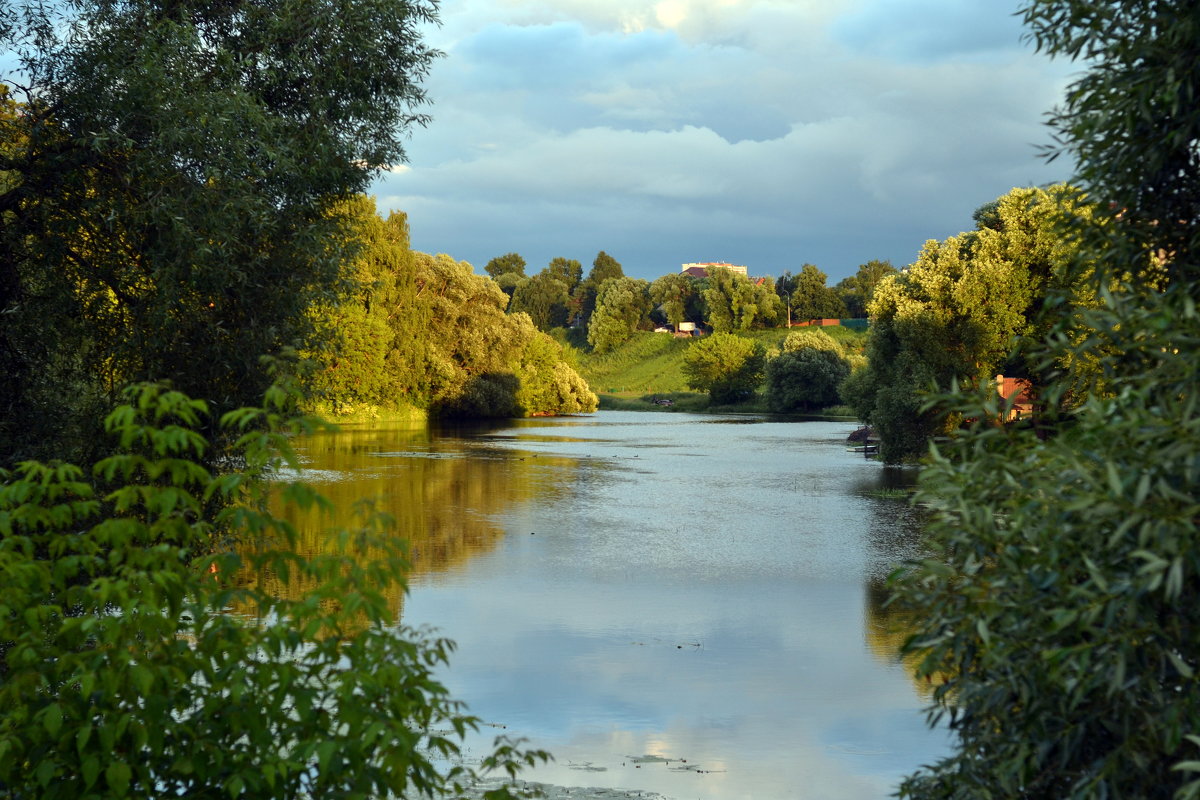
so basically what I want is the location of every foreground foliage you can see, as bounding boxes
[0,384,546,799]
[895,1,1200,797]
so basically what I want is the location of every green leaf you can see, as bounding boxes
[82,756,100,789]
[1168,650,1195,679]
[42,704,63,737]
[105,761,131,795]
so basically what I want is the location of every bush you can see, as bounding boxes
[681,333,765,404]
[765,347,850,413]
[0,384,546,799]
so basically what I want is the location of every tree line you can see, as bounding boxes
[482,247,898,354]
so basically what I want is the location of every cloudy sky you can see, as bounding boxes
[370,0,1080,283]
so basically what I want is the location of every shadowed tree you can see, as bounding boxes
[835,260,898,318]
[484,252,526,279]
[0,0,441,465]
[682,333,765,404]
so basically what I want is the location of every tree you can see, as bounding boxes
[765,329,851,412]
[484,252,526,279]
[544,257,583,296]
[299,199,596,419]
[765,348,850,413]
[788,264,847,322]
[588,251,624,286]
[509,272,569,332]
[681,333,765,404]
[854,184,1097,462]
[649,272,703,328]
[586,276,651,353]
[0,0,441,466]
[780,328,845,357]
[894,3,1200,798]
[571,251,625,328]
[702,269,781,332]
[835,260,898,318]
[301,198,417,417]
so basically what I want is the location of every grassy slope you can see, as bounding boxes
[572,326,868,413]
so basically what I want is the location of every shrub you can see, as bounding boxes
[765,348,850,413]
[0,384,546,799]
[681,333,765,404]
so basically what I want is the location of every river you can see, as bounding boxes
[274,410,950,799]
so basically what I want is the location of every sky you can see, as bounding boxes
[370,0,1080,284]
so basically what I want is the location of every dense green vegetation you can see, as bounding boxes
[573,327,866,413]
[0,0,554,795]
[765,329,852,413]
[0,384,546,798]
[846,184,1099,462]
[894,1,1200,797]
[301,197,597,421]
[0,0,442,465]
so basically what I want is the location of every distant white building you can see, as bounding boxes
[681,262,748,278]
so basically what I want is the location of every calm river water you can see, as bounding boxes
[278,410,950,799]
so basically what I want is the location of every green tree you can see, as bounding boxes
[301,197,417,417]
[0,0,440,466]
[835,260,898,318]
[649,272,703,328]
[299,199,596,419]
[780,328,845,357]
[484,252,527,279]
[586,276,651,353]
[855,184,1097,462]
[895,3,1200,798]
[571,251,625,328]
[509,272,570,332]
[588,251,624,286]
[544,257,583,296]
[493,271,523,302]
[0,384,547,798]
[788,264,847,322]
[702,269,781,332]
[681,333,765,404]
[765,348,850,413]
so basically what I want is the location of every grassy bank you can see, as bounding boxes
[574,328,868,418]
[301,401,427,425]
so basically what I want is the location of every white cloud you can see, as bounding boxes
[376,0,1075,280]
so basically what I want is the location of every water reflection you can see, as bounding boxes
[255,411,950,799]
[237,421,584,617]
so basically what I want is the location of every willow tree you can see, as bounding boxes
[302,200,596,419]
[0,0,439,465]
[702,268,781,332]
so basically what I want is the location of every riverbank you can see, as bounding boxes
[597,391,857,421]
[464,778,668,799]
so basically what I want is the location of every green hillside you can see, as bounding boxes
[572,327,867,410]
